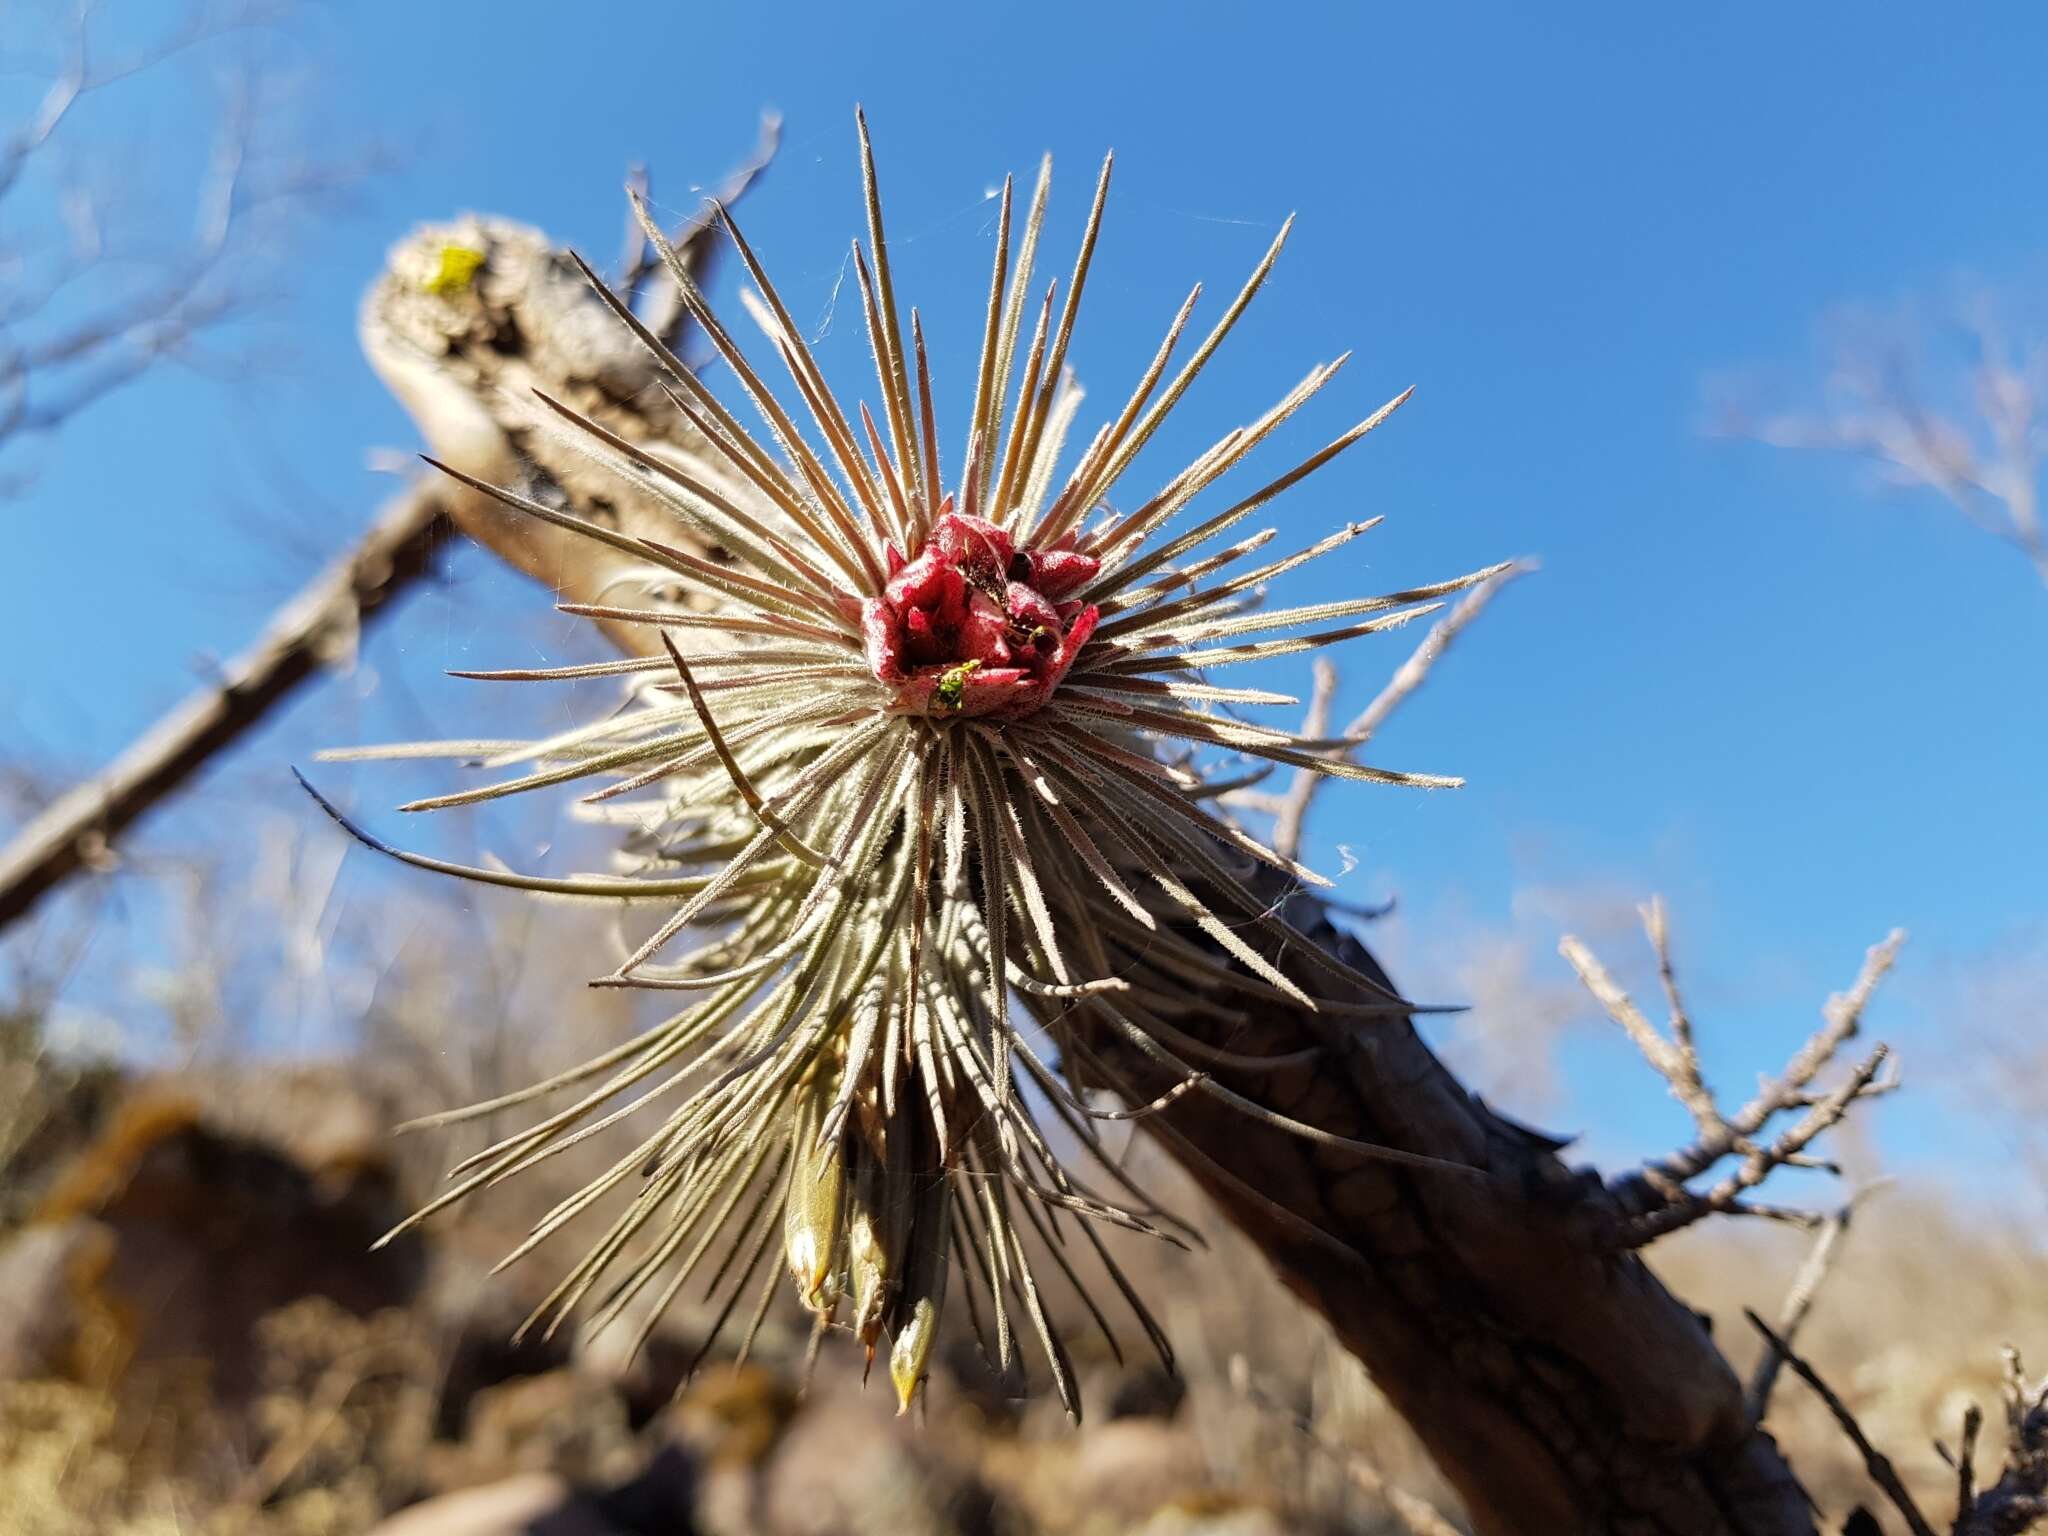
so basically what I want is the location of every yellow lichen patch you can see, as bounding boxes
[423,244,486,297]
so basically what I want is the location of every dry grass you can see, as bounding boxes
[0,1301,435,1536]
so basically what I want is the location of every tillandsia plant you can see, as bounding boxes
[304,110,1508,1419]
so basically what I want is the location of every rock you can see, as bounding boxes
[423,1370,641,1494]
[1130,1498,1298,1536]
[0,1011,121,1226]
[662,1363,801,1536]
[668,1364,799,1471]
[430,1281,575,1442]
[754,1369,994,1536]
[1105,1363,1189,1421]
[571,1315,704,1428]
[188,1062,391,1183]
[1063,1417,1214,1528]
[368,1473,624,1536]
[589,1442,701,1536]
[26,1088,425,1403]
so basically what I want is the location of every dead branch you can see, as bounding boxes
[1746,1182,1890,1426]
[1562,901,1904,1246]
[0,483,449,932]
[0,133,776,933]
[1751,1315,2048,1536]
[0,1,375,492]
[1747,1310,1940,1536]
[1724,300,2048,585]
[1954,1350,2048,1536]
[1260,562,1525,861]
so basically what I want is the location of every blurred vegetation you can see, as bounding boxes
[1,833,2043,1533]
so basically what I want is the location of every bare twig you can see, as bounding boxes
[0,1,374,490]
[1745,1180,1890,1425]
[620,110,782,347]
[1265,657,1339,859]
[0,485,449,933]
[0,2,286,207]
[1267,561,1525,860]
[1562,906,1904,1245]
[1746,1309,1940,1536]
[1751,1315,2048,1536]
[1955,1349,2048,1536]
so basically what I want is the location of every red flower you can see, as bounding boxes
[862,511,1100,717]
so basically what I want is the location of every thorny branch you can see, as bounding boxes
[12,100,2032,1530]
[1561,899,1905,1246]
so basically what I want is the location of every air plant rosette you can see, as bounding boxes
[305,111,1507,1419]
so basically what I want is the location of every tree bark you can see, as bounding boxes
[1083,891,1817,1535]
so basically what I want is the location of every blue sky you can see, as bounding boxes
[4,3,2045,1188]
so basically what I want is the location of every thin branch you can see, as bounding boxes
[621,110,782,347]
[1562,908,1905,1246]
[1726,301,2048,586]
[1744,1180,1890,1426]
[0,2,289,208]
[0,484,449,933]
[1268,657,1337,859]
[1746,1309,1940,1536]
[0,5,371,488]
[1269,561,1525,859]
[1753,1313,2048,1536]
[1955,1349,2048,1536]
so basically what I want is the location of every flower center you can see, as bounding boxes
[860,512,1100,718]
